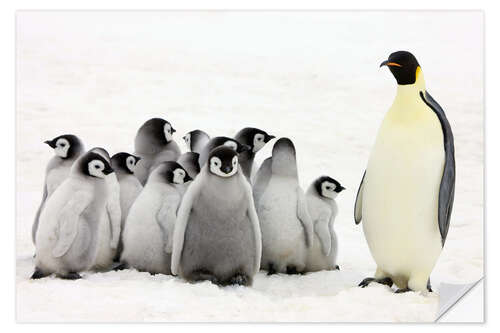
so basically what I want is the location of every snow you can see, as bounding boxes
[15,11,483,322]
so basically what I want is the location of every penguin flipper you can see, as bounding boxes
[314,213,332,256]
[52,191,92,258]
[171,175,203,275]
[354,171,366,224]
[156,194,180,253]
[32,181,48,244]
[252,157,272,204]
[296,187,314,248]
[420,91,456,246]
[241,173,262,273]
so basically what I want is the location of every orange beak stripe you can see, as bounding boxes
[387,62,402,67]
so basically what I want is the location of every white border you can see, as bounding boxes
[4,0,494,332]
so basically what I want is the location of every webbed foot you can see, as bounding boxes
[359,277,393,288]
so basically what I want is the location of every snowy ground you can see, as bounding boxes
[15,11,483,322]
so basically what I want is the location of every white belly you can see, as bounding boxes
[362,104,445,278]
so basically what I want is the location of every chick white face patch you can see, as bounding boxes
[321,181,338,199]
[253,133,266,153]
[88,159,107,178]
[173,168,186,184]
[223,140,238,151]
[209,156,238,178]
[183,133,191,150]
[164,123,173,142]
[126,156,137,173]
[54,138,70,158]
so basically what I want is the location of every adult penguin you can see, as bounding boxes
[355,51,455,293]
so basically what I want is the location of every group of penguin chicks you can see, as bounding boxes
[30,118,344,286]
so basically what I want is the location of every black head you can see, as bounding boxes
[44,134,84,159]
[183,129,210,151]
[211,136,251,154]
[78,151,114,179]
[153,161,192,184]
[89,147,111,163]
[235,127,276,153]
[208,146,239,178]
[137,118,176,146]
[271,137,298,177]
[111,152,141,174]
[313,176,345,199]
[380,51,420,85]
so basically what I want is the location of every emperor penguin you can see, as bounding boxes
[252,157,272,207]
[234,127,275,180]
[88,148,122,271]
[305,176,345,272]
[31,151,114,279]
[183,129,210,154]
[110,152,143,262]
[121,162,192,275]
[355,51,455,293]
[177,152,201,179]
[257,138,314,275]
[134,118,181,185]
[32,134,85,245]
[171,146,262,286]
[198,136,251,167]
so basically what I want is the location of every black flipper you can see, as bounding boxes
[420,91,456,246]
[354,171,366,225]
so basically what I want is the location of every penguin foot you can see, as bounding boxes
[113,263,129,271]
[266,263,277,275]
[30,267,49,280]
[395,288,412,293]
[335,265,340,270]
[226,274,250,286]
[190,269,219,285]
[59,272,82,280]
[286,265,301,275]
[359,277,393,288]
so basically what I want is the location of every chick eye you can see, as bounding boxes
[326,186,331,190]
[95,165,101,169]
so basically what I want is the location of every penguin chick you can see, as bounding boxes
[305,176,345,272]
[252,157,272,207]
[32,134,85,245]
[88,148,122,271]
[31,151,114,279]
[198,136,251,167]
[171,146,262,286]
[257,138,314,275]
[110,152,143,262]
[234,127,275,180]
[134,118,181,185]
[177,152,201,179]
[183,129,210,154]
[121,162,191,275]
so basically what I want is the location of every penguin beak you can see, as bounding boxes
[103,166,114,175]
[171,128,176,134]
[222,166,233,174]
[135,156,142,163]
[44,140,55,148]
[265,134,276,142]
[185,174,193,182]
[339,186,346,192]
[239,144,251,153]
[380,60,402,68]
